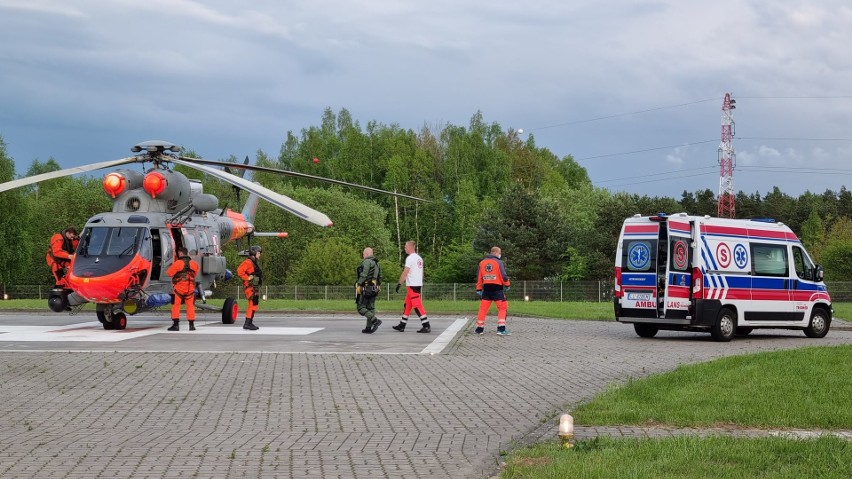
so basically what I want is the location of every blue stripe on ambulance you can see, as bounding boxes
[621,273,656,287]
[752,277,787,289]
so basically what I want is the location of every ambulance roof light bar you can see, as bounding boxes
[750,218,776,223]
[649,212,668,222]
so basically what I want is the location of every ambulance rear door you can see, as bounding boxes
[617,220,660,319]
[663,218,692,319]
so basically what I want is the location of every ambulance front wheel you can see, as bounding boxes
[804,308,831,338]
[711,308,736,342]
[633,324,659,338]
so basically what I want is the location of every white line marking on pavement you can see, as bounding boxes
[0,321,322,342]
[421,317,468,354]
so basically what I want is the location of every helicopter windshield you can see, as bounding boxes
[72,226,149,279]
[79,227,143,257]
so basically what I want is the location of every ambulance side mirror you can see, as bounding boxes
[815,265,824,282]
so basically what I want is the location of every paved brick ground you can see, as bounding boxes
[1,317,851,478]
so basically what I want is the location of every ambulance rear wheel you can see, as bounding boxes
[222,298,238,324]
[712,308,736,342]
[804,309,830,338]
[633,324,659,338]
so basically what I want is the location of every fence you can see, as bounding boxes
[3,281,615,302]
[7,281,852,302]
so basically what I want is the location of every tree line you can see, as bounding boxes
[3,108,852,288]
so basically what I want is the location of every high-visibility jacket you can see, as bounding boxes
[477,255,510,289]
[237,257,262,287]
[46,232,78,268]
[166,256,199,296]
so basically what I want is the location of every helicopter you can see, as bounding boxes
[0,140,424,330]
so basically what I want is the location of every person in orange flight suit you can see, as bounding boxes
[166,247,200,331]
[475,246,512,336]
[46,227,79,288]
[237,245,262,330]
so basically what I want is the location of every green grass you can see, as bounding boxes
[505,346,852,478]
[831,302,852,321]
[0,298,615,320]
[502,435,852,479]
[572,345,852,430]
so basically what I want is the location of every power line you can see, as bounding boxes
[529,98,718,131]
[575,140,717,161]
[738,165,852,175]
[600,166,852,190]
[573,136,852,163]
[528,96,852,133]
[737,136,852,142]
[736,95,852,100]
[596,166,717,184]
[599,171,717,189]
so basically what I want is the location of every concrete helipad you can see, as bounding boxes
[1,311,850,478]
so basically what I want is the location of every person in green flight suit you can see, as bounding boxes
[356,247,382,334]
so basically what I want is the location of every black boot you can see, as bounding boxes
[243,318,259,330]
[417,322,431,333]
[167,319,179,331]
[188,321,196,331]
[370,319,382,333]
[392,321,406,332]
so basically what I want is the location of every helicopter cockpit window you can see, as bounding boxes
[80,228,109,257]
[107,228,141,256]
[79,227,143,257]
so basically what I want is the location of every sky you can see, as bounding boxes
[2,0,852,199]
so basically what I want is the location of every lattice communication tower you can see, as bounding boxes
[717,93,737,218]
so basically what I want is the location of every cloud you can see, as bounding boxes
[2,0,852,198]
[0,0,84,17]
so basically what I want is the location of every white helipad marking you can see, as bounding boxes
[188,327,323,335]
[0,321,322,342]
[421,317,468,354]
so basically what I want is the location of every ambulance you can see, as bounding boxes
[613,213,832,341]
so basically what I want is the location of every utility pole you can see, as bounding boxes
[717,93,737,218]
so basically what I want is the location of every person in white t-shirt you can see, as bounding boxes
[392,241,430,333]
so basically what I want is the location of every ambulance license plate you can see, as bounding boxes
[626,292,652,301]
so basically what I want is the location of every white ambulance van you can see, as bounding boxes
[614,213,831,341]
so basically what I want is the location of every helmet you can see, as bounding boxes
[249,245,262,256]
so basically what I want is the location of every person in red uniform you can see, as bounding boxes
[166,247,200,331]
[46,227,79,287]
[237,245,263,330]
[475,246,511,336]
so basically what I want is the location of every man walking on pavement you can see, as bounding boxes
[392,240,430,333]
[475,246,511,335]
[356,247,382,334]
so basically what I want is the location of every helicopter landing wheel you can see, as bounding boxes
[97,310,115,330]
[222,298,238,324]
[113,312,128,330]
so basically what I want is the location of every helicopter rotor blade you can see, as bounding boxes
[178,156,429,202]
[172,158,334,227]
[0,157,139,194]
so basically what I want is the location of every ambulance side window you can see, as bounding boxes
[792,246,814,281]
[751,243,788,277]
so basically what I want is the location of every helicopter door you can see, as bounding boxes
[150,229,162,280]
[151,228,174,281]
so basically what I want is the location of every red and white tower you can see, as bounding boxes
[717,93,737,218]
